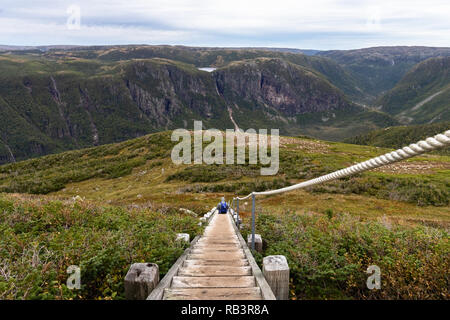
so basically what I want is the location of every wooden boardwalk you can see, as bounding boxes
[161,211,268,300]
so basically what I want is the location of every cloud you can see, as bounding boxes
[0,0,449,49]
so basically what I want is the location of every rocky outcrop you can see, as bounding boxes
[213,58,350,116]
[0,57,363,164]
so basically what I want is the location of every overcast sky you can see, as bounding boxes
[1,0,449,50]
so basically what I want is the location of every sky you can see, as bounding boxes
[0,0,449,50]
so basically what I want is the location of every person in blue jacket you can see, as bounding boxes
[217,197,229,214]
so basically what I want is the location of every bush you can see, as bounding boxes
[0,195,203,299]
[243,211,449,300]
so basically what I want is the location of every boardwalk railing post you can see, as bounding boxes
[236,198,240,229]
[263,255,289,300]
[247,234,262,252]
[176,233,190,242]
[125,263,159,300]
[251,193,256,251]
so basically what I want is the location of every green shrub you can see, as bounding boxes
[0,195,203,299]
[243,211,449,300]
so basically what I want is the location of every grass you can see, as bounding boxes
[0,193,203,299]
[242,210,449,299]
[0,130,448,300]
[1,130,447,208]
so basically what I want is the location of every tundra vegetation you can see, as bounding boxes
[0,130,448,299]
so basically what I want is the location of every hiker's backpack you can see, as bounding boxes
[220,202,228,213]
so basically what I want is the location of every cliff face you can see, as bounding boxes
[0,55,372,164]
[214,58,349,116]
[123,60,226,127]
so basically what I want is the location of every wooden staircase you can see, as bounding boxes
[162,212,264,300]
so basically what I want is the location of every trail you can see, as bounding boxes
[411,89,444,111]
[214,76,241,131]
[227,106,241,132]
[149,209,275,300]
[0,139,16,162]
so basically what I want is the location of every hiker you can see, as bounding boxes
[217,197,229,214]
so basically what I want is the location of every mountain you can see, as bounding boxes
[214,57,396,140]
[0,47,396,164]
[317,46,450,102]
[0,55,231,164]
[45,45,364,101]
[344,122,450,155]
[375,57,450,124]
[7,44,450,165]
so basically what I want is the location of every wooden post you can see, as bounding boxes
[263,255,289,300]
[124,263,159,300]
[176,233,190,242]
[247,234,262,252]
[236,198,240,229]
[251,193,256,250]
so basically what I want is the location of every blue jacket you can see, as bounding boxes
[217,201,229,213]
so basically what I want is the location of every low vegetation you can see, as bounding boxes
[0,194,203,299]
[0,130,448,300]
[345,122,450,155]
[0,132,174,194]
[244,210,449,299]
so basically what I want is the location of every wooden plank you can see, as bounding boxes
[197,239,240,245]
[190,248,244,254]
[189,251,245,260]
[163,287,262,300]
[193,243,241,250]
[171,276,256,288]
[183,259,249,267]
[200,236,239,241]
[177,265,252,276]
[226,212,277,300]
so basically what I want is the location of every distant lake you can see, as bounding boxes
[198,67,217,72]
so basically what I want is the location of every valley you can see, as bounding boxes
[2,44,449,164]
[0,45,449,301]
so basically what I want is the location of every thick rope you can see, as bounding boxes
[234,129,450,200]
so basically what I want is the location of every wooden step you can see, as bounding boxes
[199,234,237,239]
[183,259,249,267]
[197,239,240,245]
[190,248,244,254]
[163,287,262,300]
[177,265,252,277]
[171,276,256,288]
[193,243,241,250]
[189,251,245,260]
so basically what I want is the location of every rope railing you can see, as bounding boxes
[232,129,450,250]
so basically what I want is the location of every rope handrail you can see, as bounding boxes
[232,129,450,251]
[234,130,450,200]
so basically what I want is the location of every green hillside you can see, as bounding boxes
[345,122,450,155]
[376,57,450,124]
[318,46,450,102]
[0,50,393,164]
[0,130,449,299]
[1,131,448,207]
[2,45,450,165]
[59,45,363,99]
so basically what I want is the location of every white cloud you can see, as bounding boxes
[0,0,449,49]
